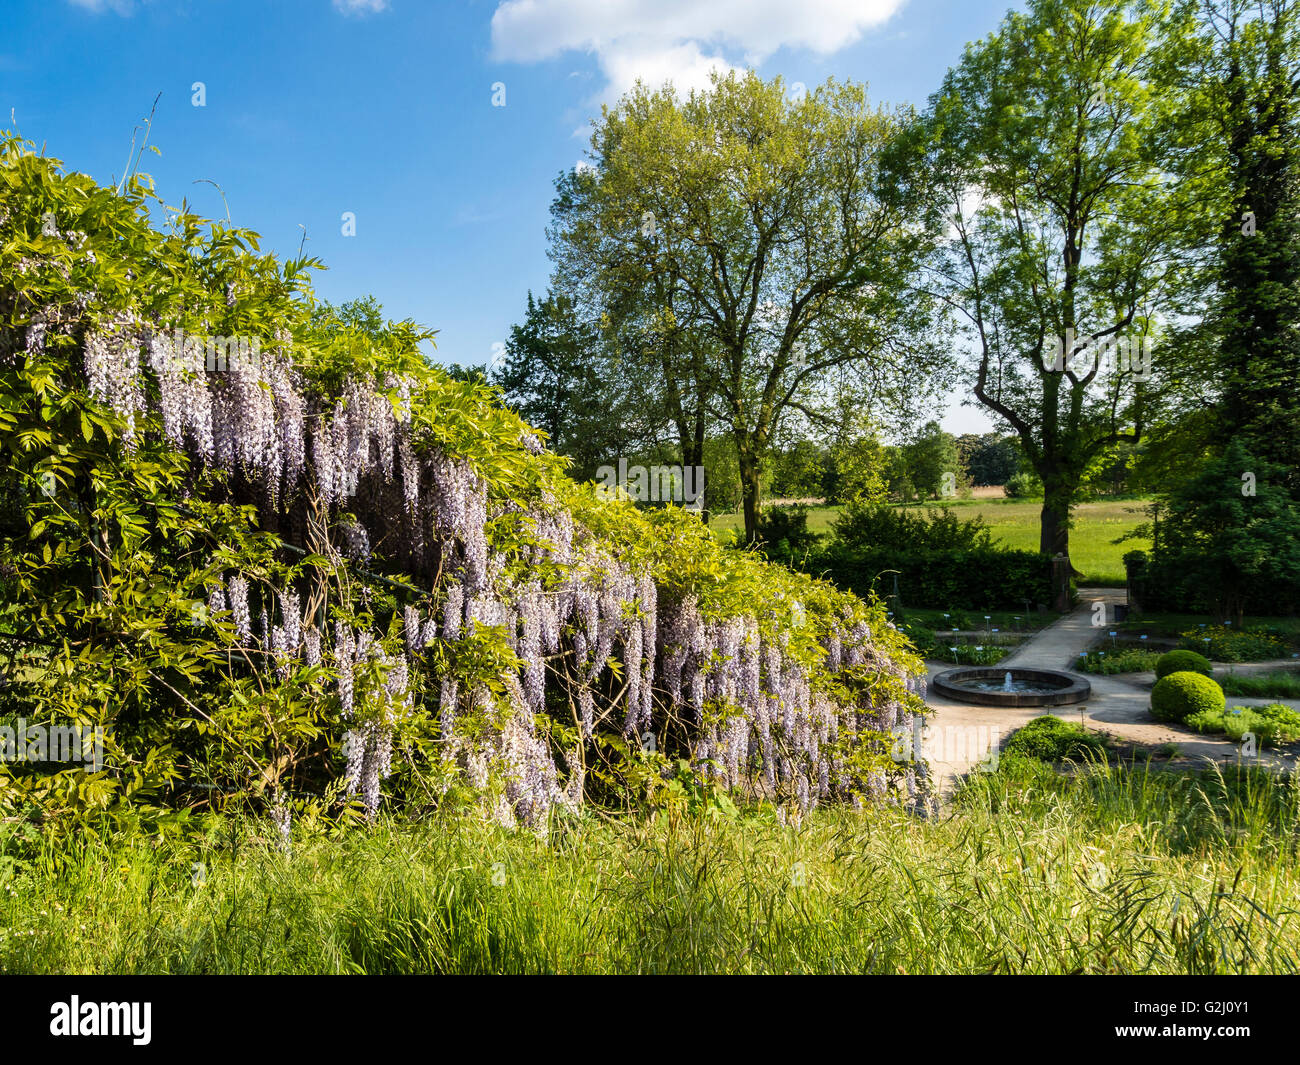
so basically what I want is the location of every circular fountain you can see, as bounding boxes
[932,667,1090,707]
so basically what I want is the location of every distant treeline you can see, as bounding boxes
[547,425,1163,515]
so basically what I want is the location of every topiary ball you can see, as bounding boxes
[1155,649,1213,679]
[1150,670,1225,724]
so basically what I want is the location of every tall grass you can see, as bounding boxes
[1219,670,1300,699]
[2,758,1297,974]
[1078,647,1163,674]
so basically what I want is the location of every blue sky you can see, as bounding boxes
[2,0,1020,434]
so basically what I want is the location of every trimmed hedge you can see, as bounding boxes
[793,544,1054,612]
[1155,649,1213,679]
[1128,550,1300,616]
[761,504,1057,611]
[1150,671,1225,724]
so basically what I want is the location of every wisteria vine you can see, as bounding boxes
[6,196,928,830]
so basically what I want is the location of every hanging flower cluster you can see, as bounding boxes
[65,307,928,828]
[4,154,927,831]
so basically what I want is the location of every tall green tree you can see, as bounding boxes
[1187,0,1300,484]
[1141,1,1300,618]
[957,432,1021,485]
[904,420,960,499]
[493,290,643,479]
[825,406,890,505]
[552,72,946,542]
[926,0,1190,589]
[1156,440,1300,622]
[548,167,715,492]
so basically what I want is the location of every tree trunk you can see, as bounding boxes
[1038,476,1073,563]
[738,442,762,544]
[1039,472,1077,611]
[681,402,707,520]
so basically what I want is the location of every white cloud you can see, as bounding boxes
[67,0,135,14]
[490,0,905,100]
[333,0,389,15]
[598,39,739,100]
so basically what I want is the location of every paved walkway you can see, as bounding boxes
[921,588,1299,794]
[997,587,1123,669]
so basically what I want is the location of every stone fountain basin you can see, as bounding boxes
[932,667,1091,707]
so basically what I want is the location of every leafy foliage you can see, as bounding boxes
[957,433,1021,487]
[1078,647,1162,675]
[1155,649,1213,679]
[1153,442,1300,622]
[1181,625,1289,663]
[832,502,994,552]
[800,544,1052,613]
[492,290,637,480]
[1150,671,1226,724]
[1002,715,1107,762]
[0,133,926,836]
[811,504,1053,610]
[754,505,820,561]
[926,0,1187,567]
[1187,702,1300,748]
[551,71,948,541]
[1168,0,1300,486]
[1003,470,1044,500]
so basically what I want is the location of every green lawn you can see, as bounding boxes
[713,497,1151,585]
[712,505,842,537]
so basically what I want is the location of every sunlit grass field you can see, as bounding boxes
[713,498,1151,586]
[3,758,1297,974]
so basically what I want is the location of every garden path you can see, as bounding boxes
[921,588,1299,795]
